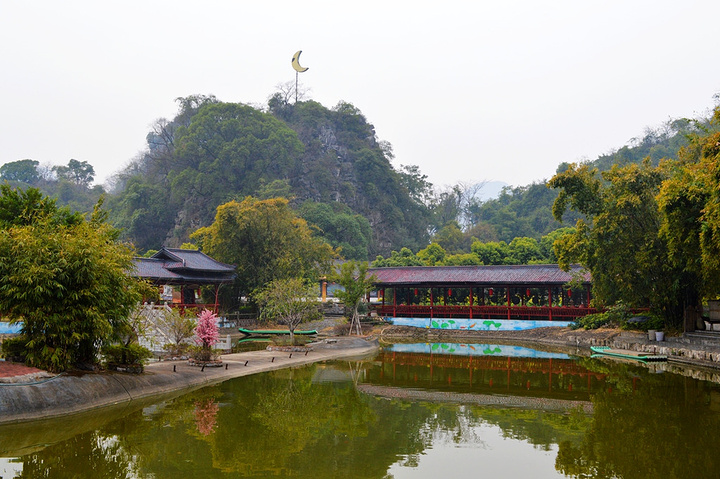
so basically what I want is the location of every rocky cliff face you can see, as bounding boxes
[279,101,429,255]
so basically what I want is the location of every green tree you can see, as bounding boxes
[254,277,321,343]
[539,227,576,263]
[53,159,95,186]
[549,160,679,326]
[159,309,197,355]
[191,196,336,309]
[442,252,482,265]
[0,183,82,228]
[299,200,372,260]
[397,164,434,206]
[431,221,465,254]
[470,240,509,265]
[331,261,377,335]
[372,247,424,267]
[0,192,144,371]
[109,177,174,252]
[656,106,720,327]
[416,242,447,266]
[506,237,543,264]
[0,159,40,184]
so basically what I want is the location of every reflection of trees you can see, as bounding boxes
[207,366,379,475]
[109,363,488,478]
[555,368,720,479]
[16,432,139,479]
[11,359,720,478]
[474,405,589,449]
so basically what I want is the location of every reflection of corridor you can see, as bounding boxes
[366,351,607,402]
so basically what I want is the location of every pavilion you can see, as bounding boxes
[131,247,235,312]
[369,264,595,321]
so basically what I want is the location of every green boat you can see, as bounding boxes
[590,346,667,362]
[238,328,318,337]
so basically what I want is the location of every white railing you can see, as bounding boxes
[136,303,232,354]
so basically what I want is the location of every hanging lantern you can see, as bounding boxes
[448,288,452,297]
[526,288,531,297]
[567,289,572,297]
[489,288,494,296]
[414,288,418,296]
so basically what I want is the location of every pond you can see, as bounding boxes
[2,342,720,478]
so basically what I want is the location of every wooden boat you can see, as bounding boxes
[590,346,667,362]
[238,328,318,337]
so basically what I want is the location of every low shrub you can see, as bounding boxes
[102,343,153,373]
[163,342,191,358]
[1,335,28,362]
[572,312,613,330]
[189,345,220,362]
[622,313,664,332]
[572,303,630,330]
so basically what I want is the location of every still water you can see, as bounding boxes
[2,342,720,478]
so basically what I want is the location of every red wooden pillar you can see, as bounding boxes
[430,288,434,318]
[506,286,511,320]
[469,287,474,319]
[548,287,553,321]
[392,287,396,317]
[586,285,591,307]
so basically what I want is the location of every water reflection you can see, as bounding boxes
[2,343,720,478]
[388,342,571,359]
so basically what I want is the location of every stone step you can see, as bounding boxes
[681,332,720,348]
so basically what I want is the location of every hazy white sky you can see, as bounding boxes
[1,0,719,190]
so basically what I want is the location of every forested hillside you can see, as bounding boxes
[5,94,715,263]
[106,95,430,256]
[474,115,712,242]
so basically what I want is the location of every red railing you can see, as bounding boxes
[374,304,598,321]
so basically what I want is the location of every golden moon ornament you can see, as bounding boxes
[291,50,309,72]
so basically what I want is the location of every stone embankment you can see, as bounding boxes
[0,337,378,425]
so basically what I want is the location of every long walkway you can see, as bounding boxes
[0,338,378,425]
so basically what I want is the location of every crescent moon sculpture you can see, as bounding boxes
[291,50,309,72]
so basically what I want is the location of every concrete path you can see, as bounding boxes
[0,338,378,425]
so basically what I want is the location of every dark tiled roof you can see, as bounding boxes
[369,264,590,286]
[131,247,235,285]
[131,258,183,281]
[152,248,235,273]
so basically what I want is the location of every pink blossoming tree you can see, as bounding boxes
[194,309,219,361]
